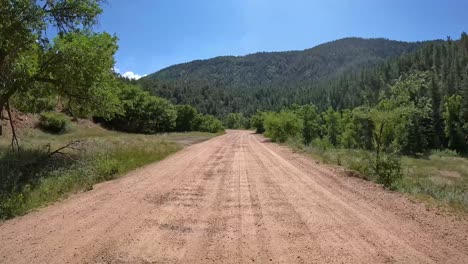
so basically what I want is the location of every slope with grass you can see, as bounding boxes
[286,141,468,212]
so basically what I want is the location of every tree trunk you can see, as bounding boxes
[374,122,385,175]
[6,101,19,151]
[0,91,15,136]
[0,98,5,136]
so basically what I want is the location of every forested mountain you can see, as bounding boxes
[253,33,468,154]
[139,38,426,115]
[323,35,468,113]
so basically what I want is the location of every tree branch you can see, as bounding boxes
[46,140,84,160]
[34,76,60,85]
[6,101,20,152]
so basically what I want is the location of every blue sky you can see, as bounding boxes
[98,0,468,79]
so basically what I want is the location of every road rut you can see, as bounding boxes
[1,130,467,263]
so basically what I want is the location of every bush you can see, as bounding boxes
[95,157,120,181]
[251,111,266,134]
[294,104,320,145]
[264,111,302,143]
[224,113,247,129]
[430,149,460,158]
[311,137,333,152]
[375,154,402,189]
[345,150,374,178]
[103,85,177,133]
[39,112,70,134]
[175,105,198,132]
[193,114,224,133]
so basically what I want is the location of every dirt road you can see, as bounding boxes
[1,130,467,263]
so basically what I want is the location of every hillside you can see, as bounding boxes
[139,38,425,115]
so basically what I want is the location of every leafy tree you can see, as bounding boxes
[145,97,177,132]
[0,0,118,138]
[292,105,320,145]
[339,109,359,148]
[264,111,302,143]
[366,72,433,154]
[103,84,176,133]
[193,114,224,133]
[321,108,342,145]
[42,32,120,118]
[224,113,247,129]
[352,107,374,150]
[11,85,56,113]
[250,111,267,134]
[175,105,198,132]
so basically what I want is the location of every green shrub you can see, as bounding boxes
[175,105,198,132]
[375,154,402,189]
[264,111,302,143]
[193,114,224,133]
[95,157,120,181]
[346,150,373,177]
[102,84,177,133]
[39,112,70,134]
[430,149,460,158]
[224,113,247,129]
[311,137,333,152]
[250,111,267,134]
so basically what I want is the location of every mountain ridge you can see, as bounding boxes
[137,36,442,115]
[146,37,430,76]
[143,37,425,83]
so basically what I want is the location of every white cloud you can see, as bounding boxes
[113,66,145,80]
[122,71,146,80]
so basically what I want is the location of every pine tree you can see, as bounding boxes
[430,74,444,149]
[462,68,468,147]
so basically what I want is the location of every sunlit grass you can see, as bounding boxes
[285,139,468,212]
[398,153,468,211]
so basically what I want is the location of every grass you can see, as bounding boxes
[285,138,468,212]
[398,152,468,211]
[0,122,219,220]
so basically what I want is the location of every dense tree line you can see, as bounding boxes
[322,33,468,111]
[15,79,225,134]
[101,82,224,133]
[323,33,468,152]
[253,70,468,155]
[223,113,249,129]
